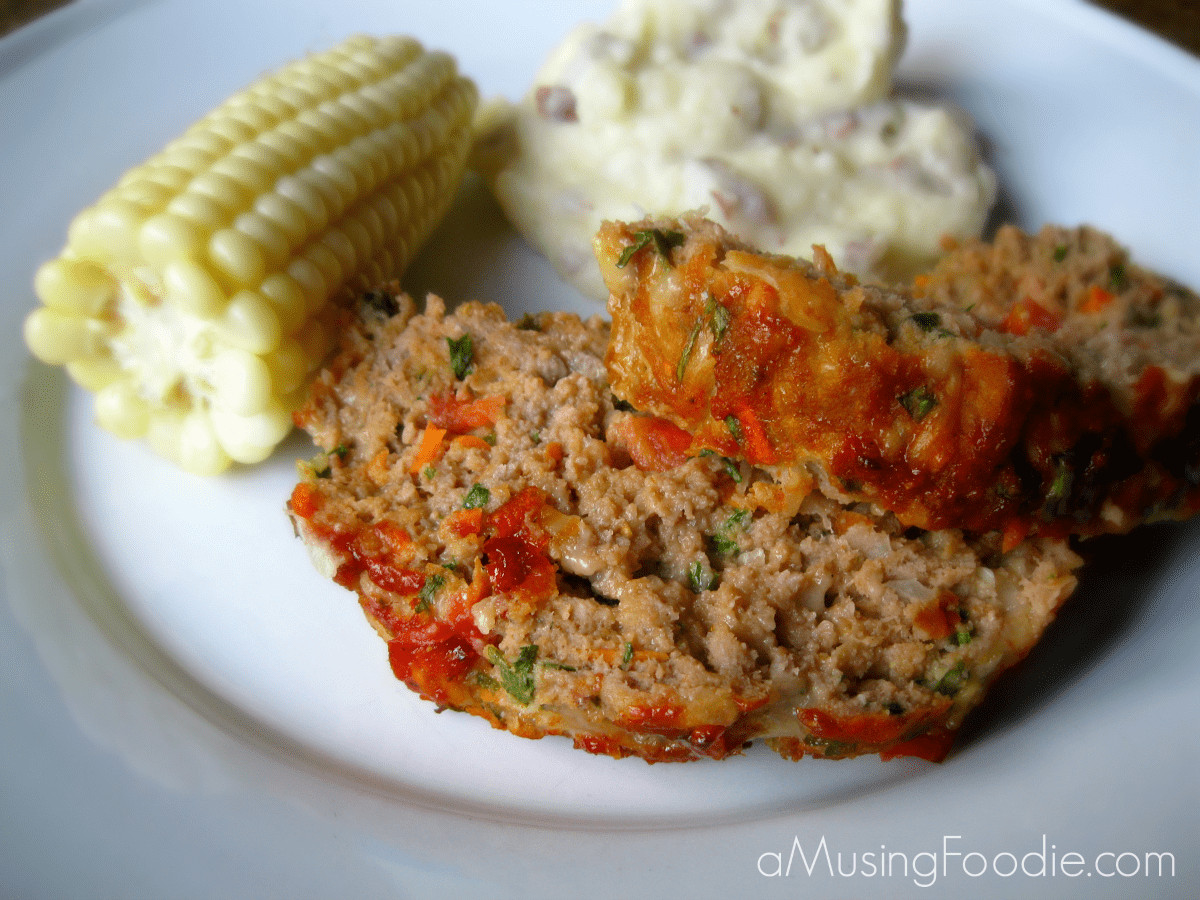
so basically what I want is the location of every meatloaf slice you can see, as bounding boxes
[288,288,1079,763]
[597,214,1200,537]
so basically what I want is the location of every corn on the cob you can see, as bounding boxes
[24,34,478,475]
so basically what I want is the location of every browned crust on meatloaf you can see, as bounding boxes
[288,288,1080,763]
[597,214,1200,538]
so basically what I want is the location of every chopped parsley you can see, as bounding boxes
[725,414,744,444]
[469,670,500,691]
[1053,244,1068,262]
[899,385,938,421]
[422,465,437,481]
[414,573,445,613]
[486,644,539,704]
[910,311,941,331]
[540,660,577,672]
[1045,457,1074,511]
[616,228,686,268]
[619,641,634,669]
[677,318,703,382]
[679,295,734,380]
[721,457,742,482]
[954,626,973,646]
[688,559,719,593]
[446,333,474,379]
[332,444,349,458]
[706,294,731,346]
[710,508,751,556]
[462,483,490,509]
[933,661,967,696]
[1109,262,1127,290]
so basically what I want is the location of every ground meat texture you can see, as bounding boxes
[289,290,1080,763]
[598,214,1200,538]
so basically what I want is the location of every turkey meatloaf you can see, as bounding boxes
[599,215,1200,538]
[288,289,1080,763]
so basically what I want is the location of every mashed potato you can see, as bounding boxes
[475,0,996,298]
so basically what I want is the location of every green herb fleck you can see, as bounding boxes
[899,385,938,421]
[447,334,473,379]
[486,644,539,704]
[721,457,742,483]
[725,414,744,444]
[541,660,577,672]
[530,430,541,444]
[616,228,686,268]
[415,573,446,613]
[954,626,973,646]
[688,559,718,593]
[332,444,349,458]
[1053,245,1068,262]
[469,670,501,691]
[440,558,459,572]
[422,465,437,481]
[483,432,498,446]
[911,312,941,331]
[677,318,703,382]
[710,508,751,556]
[619,642,634,669]
[1109,262,1126,289]
[463,483,490,509]
[933,661,966,696]
[706,294,731,346]
[1045,457,1073,508]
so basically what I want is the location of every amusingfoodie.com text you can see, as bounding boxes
[757,835,1176,888]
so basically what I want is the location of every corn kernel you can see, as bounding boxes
[23,34,477,473]
[34,258,116,315]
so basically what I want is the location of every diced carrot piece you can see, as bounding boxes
[1000,297,1062,335]
[409,424,447,474]
[427,391,506,432]
[1079,284,1115,314]
[451,434,492,451]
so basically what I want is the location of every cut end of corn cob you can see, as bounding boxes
[25,34,478,475]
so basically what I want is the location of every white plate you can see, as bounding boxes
[2,1,1198,897]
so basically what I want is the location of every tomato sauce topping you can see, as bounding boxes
[604,222,1198,535]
